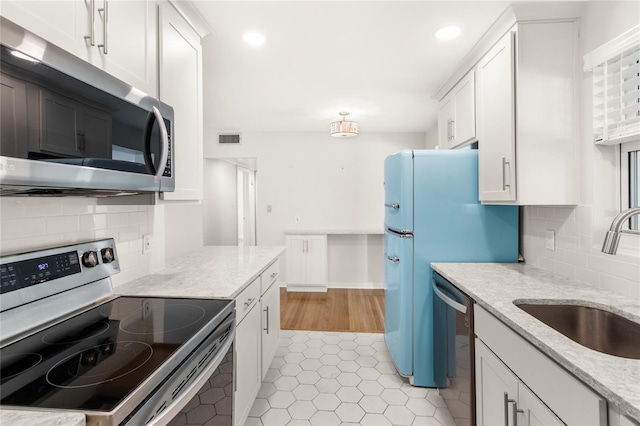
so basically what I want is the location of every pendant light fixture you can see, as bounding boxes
[330,111,359,138]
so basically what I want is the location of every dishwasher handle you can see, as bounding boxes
[433,277,467,314]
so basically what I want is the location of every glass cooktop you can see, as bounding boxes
[0,296,232,412]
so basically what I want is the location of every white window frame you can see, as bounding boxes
[621,140,640,232]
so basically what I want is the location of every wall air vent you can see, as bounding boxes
[218,133,242,145]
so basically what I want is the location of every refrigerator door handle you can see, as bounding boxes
[385,254,400,264]
[385,203,400,210]
[385,226,413,238]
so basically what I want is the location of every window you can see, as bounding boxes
[622,140,640,231]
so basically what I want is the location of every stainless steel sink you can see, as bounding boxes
[515,303,640,359]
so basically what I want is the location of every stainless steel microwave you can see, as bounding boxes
[0,18,174,196]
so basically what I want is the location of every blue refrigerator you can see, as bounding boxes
[383,149,518,387]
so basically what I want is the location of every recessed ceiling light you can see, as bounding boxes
[434,26,461,41]
[243,32,265,46]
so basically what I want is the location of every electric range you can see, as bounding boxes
[0,239,235,425]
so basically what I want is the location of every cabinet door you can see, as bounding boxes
[158,3,203,201]
[91,0,157,96]
[261,280,281,376]
[235,304,262,426]
[437,95,453,149]
[475,339,519,426]
[451,70,476,148]
[287,237,307,284]
[0,1,90,62]
[518,383,564,426]
[81,107,111,158]
[477,31,517,202]
[40,90,83,157]
[305,235,327,286]
[0,73,29,158]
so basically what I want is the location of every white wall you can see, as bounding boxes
[521,1,640,302]
[205,132,426,246]
[163,202,204,259]
[203,159,238,245]
[204,131,426,288]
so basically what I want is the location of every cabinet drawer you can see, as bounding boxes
[475,305,605,425]
[261,259,280,295]
[236,277,260,324]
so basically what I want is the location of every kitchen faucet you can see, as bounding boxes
[601,206,640,255]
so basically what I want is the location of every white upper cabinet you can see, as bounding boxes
[438,70,476,150]
[477,21,578,205]
[1,0,157,97]
[158,3,203,201]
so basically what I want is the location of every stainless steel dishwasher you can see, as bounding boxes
[433,272,475,426]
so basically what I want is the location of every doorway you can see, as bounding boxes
[237,167,256,246]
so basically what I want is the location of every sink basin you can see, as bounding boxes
[515,303,640,359]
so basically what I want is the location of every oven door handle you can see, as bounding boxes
[146,321,236,426]
[433,279,467,314]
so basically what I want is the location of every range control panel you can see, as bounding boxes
[0,239,119,311]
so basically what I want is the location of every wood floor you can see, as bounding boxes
[280,288,385,333]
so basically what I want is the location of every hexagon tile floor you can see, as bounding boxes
[245,330,457,426]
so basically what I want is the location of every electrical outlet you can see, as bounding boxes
[295,215,301,223]
[545,230,555,251]
[142,234,151,254]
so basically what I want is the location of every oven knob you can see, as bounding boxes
[101,248,115,263]
[82,251,99,268]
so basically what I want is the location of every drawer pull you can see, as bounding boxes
[244,297,255,308]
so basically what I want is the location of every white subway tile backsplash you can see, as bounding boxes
[523,204,639,301]
[79,214,108,231]
[46,216,80,235]
[1,198,156,289]
[107,213,130,228]
[1,217,46,239]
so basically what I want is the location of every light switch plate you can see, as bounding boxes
[545,230,555,251]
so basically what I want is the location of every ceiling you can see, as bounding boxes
[193,1,512,134]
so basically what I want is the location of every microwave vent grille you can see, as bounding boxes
[218,133,241,145]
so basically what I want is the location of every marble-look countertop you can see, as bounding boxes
[431,262,640,422]
[284,229,384,235]
[0,410,85,426]
[116,246,286,299]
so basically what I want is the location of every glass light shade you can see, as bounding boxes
[330,120,359,138]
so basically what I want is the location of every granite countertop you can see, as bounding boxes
[431,262,640,422]
[0,410,85,426]
[116,245,286,299]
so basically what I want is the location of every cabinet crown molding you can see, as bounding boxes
[168,0,214,38]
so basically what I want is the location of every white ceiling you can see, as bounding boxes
[193,1,511,134]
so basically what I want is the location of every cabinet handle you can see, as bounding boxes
[384,203,400,210]
[97,0,108,54]
[84,0,96,46]
[504,392,516,426]
[244,297,255,308]
[512,400,524,426]
[447,119,452,141]
[270,272,279,280]
[502,157,511,190]
[386,254,400,264]
[450,119,455,140]
[264,306,270,334]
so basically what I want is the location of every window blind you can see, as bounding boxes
[585,25,640,145]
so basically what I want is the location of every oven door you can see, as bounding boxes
[120,314,235,426]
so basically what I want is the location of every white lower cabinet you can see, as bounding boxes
[475,305,606,426]
[260,260,281,377]
[476,340,562,426]
[233,277,261,426]
[286,234,327,290]
[234,258,282,425]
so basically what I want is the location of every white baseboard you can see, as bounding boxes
[285,282,383,291]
